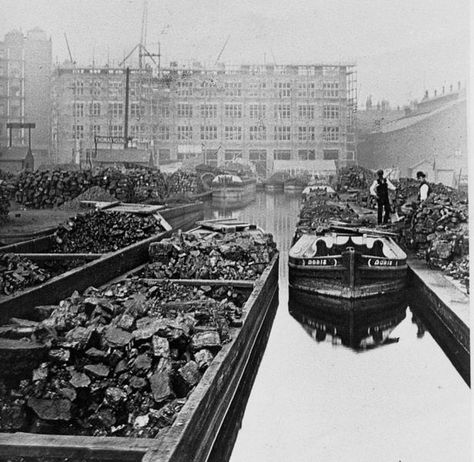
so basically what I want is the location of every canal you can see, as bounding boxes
[204,192,471,462]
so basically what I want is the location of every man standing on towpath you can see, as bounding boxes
[370,169,396,225]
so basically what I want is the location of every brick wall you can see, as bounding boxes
[357,99,467,179]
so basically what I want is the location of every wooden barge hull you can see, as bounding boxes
[289,263,407,298]
[211,180,256,201]
[0,202,204,323]
[0,255,279,462]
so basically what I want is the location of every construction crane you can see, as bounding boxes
[215,35,230,65]
[64,33,75,64]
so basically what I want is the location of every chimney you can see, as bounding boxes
[442,86,445,94]
[450,84,453,92]
[434,89,437,97]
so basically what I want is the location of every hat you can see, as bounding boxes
[376,169,384,176]
[416,171,426,179]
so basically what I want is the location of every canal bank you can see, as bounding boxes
[407,255,470,384]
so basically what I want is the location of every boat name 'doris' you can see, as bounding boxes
[304,258,337,266]
[368,259,394,267]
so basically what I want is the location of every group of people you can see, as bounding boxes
[369,170,430,225]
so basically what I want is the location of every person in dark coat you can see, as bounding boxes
[370,169,396,225]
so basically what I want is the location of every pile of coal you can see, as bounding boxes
[11,168,204,209]
[406,192,469,288]
[53,211,164,253]
[0,182,10,220]
[0,254,51,296]
[0,279,245,437]
[145,232,276,281]
[298,196,360,229]
[59,186,117,211]
[445,255,470,291]
[337,166,375,191]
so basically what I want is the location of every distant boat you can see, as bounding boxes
[211,174,256,204]
[289,289,407,350]
[289,225,407,299]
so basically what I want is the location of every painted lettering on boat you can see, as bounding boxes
[304,258,338,266]
[368,258,394,267]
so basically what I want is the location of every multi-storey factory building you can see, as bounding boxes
[52,63,356,176]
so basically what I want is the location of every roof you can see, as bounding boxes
[377,98,465,134]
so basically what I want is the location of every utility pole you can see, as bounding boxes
[124,67,130,149]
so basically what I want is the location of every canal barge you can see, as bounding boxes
[0,201,204,322]
[0,219,279,461]
[211,174,256,204]
[288,226,407,299]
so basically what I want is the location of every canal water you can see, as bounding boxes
[204,192,471,462]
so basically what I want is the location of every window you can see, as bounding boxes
[274,104,291,119]
[109,80,122,97]
[73,103,84,117]
[177,126,193,140]
[224,104,242,118]
[323,105,339,119]
[298,126,315,141]
[160,105,170,118]
[201,81,217,98]
[177,103,193,118]
[273,149,291,160]
[177,81,193,96]
[73,81,84,96]
[111,102,123,118]
[298,149,316,160]
[90,125,101,137]
[297,82,315,98]
[158,126,170,141]
[130,103,144,118]
[298,105,314,119]
[200,126,218,140]
[224,82,242,97]
[323,82,339,98]
[274,126,291,141]
[224,126,242,141]
[72,125,84,139]
[275,82,291,97]
[159,149,171,161]
[346,151,355,161]
[110,125,123,137]
[225,150,242,161]
[130,125,139,137]
[89,102,101,116]
[248,82,266,97]
[200,104,217,118]
[130,82,140,98]
[91,80,101,97]
[323,149,339,160]
[249,150,266,161]
[249,125,266,141]
[205,149,218,166]
[249,104,266,119]
[323,126,339,141]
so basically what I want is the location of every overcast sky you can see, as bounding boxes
[1,0,470,106]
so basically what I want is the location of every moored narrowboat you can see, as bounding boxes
[288,228,407,299]
[211,174,256,202]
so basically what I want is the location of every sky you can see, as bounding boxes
[0,0,470,106]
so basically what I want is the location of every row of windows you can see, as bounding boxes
[158,148,341,162]
[71,79,342,99]
[72,102,341,120]
[72,124,340,142]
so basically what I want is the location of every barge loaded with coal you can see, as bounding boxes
[0,211,279,462]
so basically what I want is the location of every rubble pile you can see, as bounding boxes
[337,166,375,191]
[11,168,204,209]
[0,254,51,296]
[0,279,246,436]
[143,232,277,281]
[53,211,164,253]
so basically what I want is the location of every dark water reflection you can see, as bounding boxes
[204,192,471,462]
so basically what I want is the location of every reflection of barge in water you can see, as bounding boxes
[289,289,407,350]
[289,226,407,299]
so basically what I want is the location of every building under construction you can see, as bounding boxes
[51,62,357,176]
